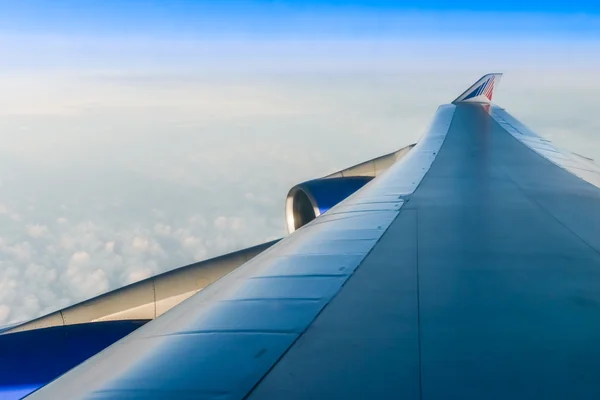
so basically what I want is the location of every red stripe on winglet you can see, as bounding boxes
[486,81,495,100]
[484,80,491,99]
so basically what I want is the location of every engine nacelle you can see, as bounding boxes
[285,176,373,233]
[284,143,416,234]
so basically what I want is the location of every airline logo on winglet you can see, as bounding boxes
[452,73,502,104]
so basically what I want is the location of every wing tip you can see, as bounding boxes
[452,73,503,105]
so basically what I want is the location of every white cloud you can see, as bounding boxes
[213,216,245,232]
[27,224,50,238]
[214,216,228,230]
[153,223,171,236]
[104,241,115,252]
[60,234,75,250]
[132,236,150,251]
[126,268,153,285]
[22,295,40,317]
[0,305,10,323]
[70,251,91,265]
[2,241,33,262]
[131,236,166,257]
[63,263,109,300]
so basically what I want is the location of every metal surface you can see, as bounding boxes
[27,106,452,399]
[8,240,277,334]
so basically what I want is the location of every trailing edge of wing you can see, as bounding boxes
[453,73,502,104]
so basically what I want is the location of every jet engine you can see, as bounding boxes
[285,143,416,233]
[285,176,373,233]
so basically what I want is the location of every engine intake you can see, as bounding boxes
[285,176,373,233]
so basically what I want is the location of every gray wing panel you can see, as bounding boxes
[248,209,421,399]
[249,104,600,399]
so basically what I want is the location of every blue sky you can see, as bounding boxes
[2,0,600,73]
[2,0,600,39]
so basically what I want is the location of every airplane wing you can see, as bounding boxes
[21,74,600,399]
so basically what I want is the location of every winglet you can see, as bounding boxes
[452,73,502,104]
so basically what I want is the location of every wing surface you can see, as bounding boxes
[28,75,600,399]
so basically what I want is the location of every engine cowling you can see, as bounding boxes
[284,143,416,234]
[285,176,373,233]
